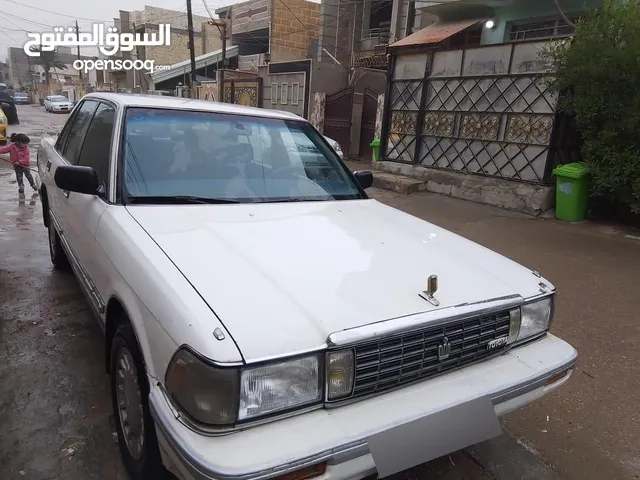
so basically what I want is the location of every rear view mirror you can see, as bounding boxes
[354,170,373,189]
[54,165,100,195]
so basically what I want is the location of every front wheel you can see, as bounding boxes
[48,212,70,270]
[110,323,166,479]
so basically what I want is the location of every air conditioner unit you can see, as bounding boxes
[258,53,271,66]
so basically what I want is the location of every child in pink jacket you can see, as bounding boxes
[0,133,36,193]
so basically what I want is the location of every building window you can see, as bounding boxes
[509,16,581,42]
[445,25,482,49]
[271,83,278,104]
[281,82,288,105]
[291,83,299,105]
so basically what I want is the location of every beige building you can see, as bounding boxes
[105,6,222,92]
[214,0,320,65]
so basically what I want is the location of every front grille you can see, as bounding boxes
[350,310,511,398]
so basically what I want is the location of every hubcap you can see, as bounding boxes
[115,347,145,460]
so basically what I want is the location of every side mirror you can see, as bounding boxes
[0,102,10,108]
[54,165,100,195]
[354,170,374,189]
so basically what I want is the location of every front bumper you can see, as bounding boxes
[150,334,577,480]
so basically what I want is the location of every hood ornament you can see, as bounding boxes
[419,274,440,306]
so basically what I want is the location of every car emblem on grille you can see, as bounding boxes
[419,274,440,306]
[487,337,508,350]
[437,337,451,361]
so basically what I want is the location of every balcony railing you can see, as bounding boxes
[362,21,391,45]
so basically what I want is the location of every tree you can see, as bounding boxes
[29,46,67,91]
[543,0,640,213]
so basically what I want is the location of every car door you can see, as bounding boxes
[48,99,99,234]
[64,101,117,318]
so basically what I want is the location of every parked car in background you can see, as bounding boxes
[0,108,8,145]
[13,92,29,105]
[38,93,577,480]
[0,90,18,125]
[323,135,344,160]
[44,95,73,113]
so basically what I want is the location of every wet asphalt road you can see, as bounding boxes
[0,105,638,480]
[0,106,128,479]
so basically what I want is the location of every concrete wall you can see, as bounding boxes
[130,5,209,32]
[310,61,349,96]
[270,0,320,63]
[229,0,271,34]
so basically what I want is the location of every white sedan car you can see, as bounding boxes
[323,135,344,160]
[44,95,74,113]
[37,93,577,480]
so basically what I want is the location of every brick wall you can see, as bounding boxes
[270,0,320,63]
[146,29,204,67]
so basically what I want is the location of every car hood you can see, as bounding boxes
[126,200,546,361]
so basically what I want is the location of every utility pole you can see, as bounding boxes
[75,20,83,92]
[186,0,198,97]
[209,19,227,102]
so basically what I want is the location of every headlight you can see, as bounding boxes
[239,355,321,421]
[165,348,322,426]
[516,295,554,343]
[333,142,342,152]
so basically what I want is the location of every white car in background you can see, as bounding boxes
[44,95,73,113]
[324,135,344,160]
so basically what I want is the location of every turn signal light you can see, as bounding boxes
[545,370,569,386]
[273,462,326,480]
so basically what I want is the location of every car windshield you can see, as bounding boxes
[51,96,67,102]
[122,107,364,204]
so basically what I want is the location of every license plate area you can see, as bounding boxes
[366,397,502,478]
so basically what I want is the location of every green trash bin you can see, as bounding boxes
[370,139,381,162]
[552,162,589,222]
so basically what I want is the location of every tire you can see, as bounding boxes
[48,210,70,270]
[110,323,166,480]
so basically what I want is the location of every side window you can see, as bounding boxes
[55,104,77,151]
[61,100,98,164]
[77,102,116,190]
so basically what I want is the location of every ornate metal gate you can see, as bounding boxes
[323,87,353,155]
[358,88,379,160]
[383,41,572,184]
[223,79,262,107]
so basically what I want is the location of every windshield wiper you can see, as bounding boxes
[127,195,239,204]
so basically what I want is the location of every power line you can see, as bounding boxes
[3,11,55,29]
[0,28,22,47]
[0,0,110,22]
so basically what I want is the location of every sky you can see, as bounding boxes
[0,0,244,62]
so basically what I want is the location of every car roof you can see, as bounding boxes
[82,92,304,122]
